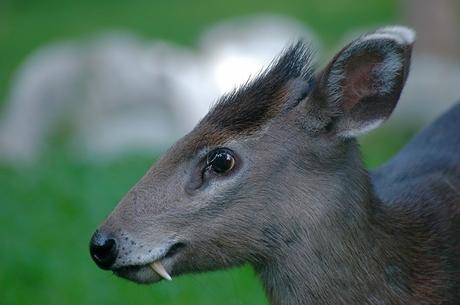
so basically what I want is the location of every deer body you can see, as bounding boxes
[90,26,460,304]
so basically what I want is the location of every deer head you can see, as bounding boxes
[90,26,414,290]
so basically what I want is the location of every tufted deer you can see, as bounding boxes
[90,26,460,304]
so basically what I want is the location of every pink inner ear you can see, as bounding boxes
[342,53,383,112]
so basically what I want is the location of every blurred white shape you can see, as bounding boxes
[211,53,260,94]
[74,35,216,157]
[0,43,82,162]
[0,15,315,164]
[202,16,315,94]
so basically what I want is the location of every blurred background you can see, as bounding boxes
[0,0,459,304]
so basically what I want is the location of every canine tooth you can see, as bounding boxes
[150,261,172,281]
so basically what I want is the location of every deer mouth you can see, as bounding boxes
[113,242,186,283]
[113,260,170,283]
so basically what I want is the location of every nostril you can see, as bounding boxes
[93,238,115,259]
[89,231,118,270]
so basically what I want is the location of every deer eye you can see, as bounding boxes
[206,148,235,174]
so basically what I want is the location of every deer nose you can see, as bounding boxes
[89,231,118,270]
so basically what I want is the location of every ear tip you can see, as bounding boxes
[374,25,416,46]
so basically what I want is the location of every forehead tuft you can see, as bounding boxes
[199,41,314,136]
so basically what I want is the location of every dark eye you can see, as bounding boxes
[206,148,235,174]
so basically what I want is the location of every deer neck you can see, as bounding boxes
[256,199,396,305]
[255,151,399,305]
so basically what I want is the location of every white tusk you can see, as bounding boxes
[150,261,172,281]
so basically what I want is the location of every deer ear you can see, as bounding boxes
[314,26,415,137]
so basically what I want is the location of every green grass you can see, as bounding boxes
[0,151,268,305]
[0,1,409,304]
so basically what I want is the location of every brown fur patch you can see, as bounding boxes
[185,42,314,150]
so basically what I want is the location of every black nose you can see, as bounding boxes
[89,231,118,270]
